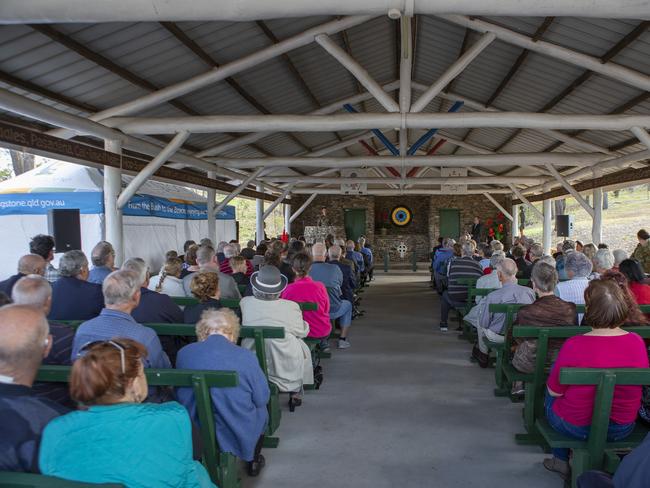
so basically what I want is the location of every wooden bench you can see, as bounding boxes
[171,296,318,312]
[0,472,123,487]
[495,304,650,400]
[459,287,497,342]
[35,365,239,488]
[511,324,650,450]
[57,322,288,449]
[536,367,650,488]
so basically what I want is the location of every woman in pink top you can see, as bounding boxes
[281,253,332,345]
[543,280,649,480]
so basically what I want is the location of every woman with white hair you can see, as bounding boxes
[240,265,313,411]
[589,248,615,280]
[176,309,270,477]
[555,251,593,324]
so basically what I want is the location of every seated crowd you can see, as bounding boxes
[432,223,650,485]
[0,231,373,485]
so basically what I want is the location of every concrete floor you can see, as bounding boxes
[245,272,560,488]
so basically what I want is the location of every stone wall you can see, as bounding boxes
[374,195,430,235]
[289,193,513,254]
[427,195,513,244]
[290,195,375,242]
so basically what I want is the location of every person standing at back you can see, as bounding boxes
[0,305,69,472]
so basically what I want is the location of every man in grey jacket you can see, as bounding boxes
[474,258,535,362]
[182,245,241,300]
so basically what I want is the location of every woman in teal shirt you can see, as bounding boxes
[39,339,214,488]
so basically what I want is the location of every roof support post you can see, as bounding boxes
[411,32,496,113]
[545,164,595,217]
[256,184,265,244]
[315,34,399,113]
[207,170,217,244]
[399,15,413,165]
[289,193,318,224]
[214,167,265,217]
[440,15,650,93]
[512,203,520,244]
[631,127,650,150]
[508,184,543,220]
[592,187,603,245]
[543,199,553,255]
[104,139,124,266]
[483,193,513,221]
[262,185,293,220]
[284,198,292,236]
[116,130,189,209]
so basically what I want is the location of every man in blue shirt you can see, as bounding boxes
[72,269,170,369]
[49,250,104,321]
[310,243,353,349]
[345,240,365,274]
[326,245,356,304]
[0,305,69,472]
[87,241,116,284]
[122,258,184,365]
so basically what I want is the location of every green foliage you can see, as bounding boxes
[0,167,12,182]
[231,197,286,242]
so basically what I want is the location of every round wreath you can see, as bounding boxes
[391,206,412,226]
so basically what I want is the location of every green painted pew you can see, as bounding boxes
[537,367,650,488]
[35,365,239,488]
[511,324,650,450]
[0,472,122,487]
[171,296,318,312]
[52,322,286,448]
[459,287,497,341]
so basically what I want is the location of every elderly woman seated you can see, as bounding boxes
[39,339,214,487]
[542,280,649,480]
[511,263,577,376]
[589,248,615,280]
[281,253,332,348]
[555,251,593,324]
[240,265,312,411]
[148,257,185,296]
[184,272,222,324]
[176,309,269,477]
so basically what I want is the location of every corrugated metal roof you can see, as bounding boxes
[0,13,647,194]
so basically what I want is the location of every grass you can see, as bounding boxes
[521,184,650,255]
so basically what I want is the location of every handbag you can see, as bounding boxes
[511,339,537,374]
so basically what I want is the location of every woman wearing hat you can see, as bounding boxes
[240,265,313,411]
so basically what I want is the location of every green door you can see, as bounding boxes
[344,208,366,242]
[439,208,460,240]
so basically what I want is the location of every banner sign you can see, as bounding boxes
[124,195,235,220]
[0,191,235,220]
[0,191,102,215]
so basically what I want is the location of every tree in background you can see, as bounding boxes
[9,150,34,175]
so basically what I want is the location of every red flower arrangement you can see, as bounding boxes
[487,214,506,241]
